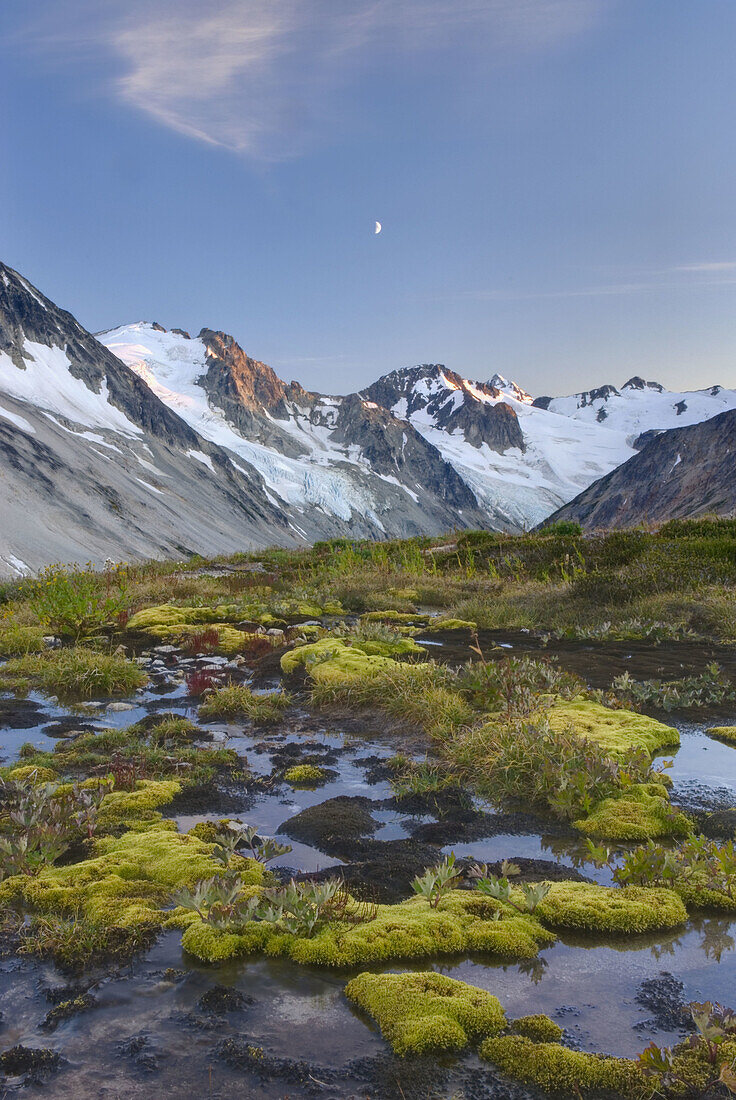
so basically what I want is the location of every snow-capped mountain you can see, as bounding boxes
[362,364,635,529]
[3,256,736,574]
[99,323,485,536]
[534,376,736,443]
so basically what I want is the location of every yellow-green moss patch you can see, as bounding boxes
[574,784,690,841]
[479,1035,643,1095]
[511,1015,564,1042]
[6,765,59,784]
[534,882,687,935]
[0,822,265,928]
[705,725,736,745]
[283,764,328,787]
[98,779,181,824]
[344,971,506,1055]
[547,700,679,759]
[425,618,477,632]
[182,891,555,966]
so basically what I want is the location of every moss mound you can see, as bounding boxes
[182,890,555,966]
[6,765,59,784]
[510,1014,564,1042]
[425,618,477,632]
[280,638,399,684]
[574,784,691,840]
[534,882,687,935]
[547,700,679,759]
[0,821,264,928]
[98,778,181,824]
[344,971,506,1055]
[479,1035,643,1095]
[283,764,327,787]
[705,725,736,745]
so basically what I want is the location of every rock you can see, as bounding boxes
[153,645,179,654]
[197,985,252,1015]
[106,701,135,712]
[42,636,61,649]
[266,628,284,638]
[702,808,736,839]
[0,1045,61,1077]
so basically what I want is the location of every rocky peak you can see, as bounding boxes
[622,376,664,392]
[362,363,524,454]
[488,372,533,404]
[199,328,290,412]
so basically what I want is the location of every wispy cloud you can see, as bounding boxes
[671,261,736,273]
[20,0,607,158]
[455,262,736,302]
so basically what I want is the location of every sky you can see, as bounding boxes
[2,0,736,397]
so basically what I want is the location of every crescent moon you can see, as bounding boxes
[374,221,382,234]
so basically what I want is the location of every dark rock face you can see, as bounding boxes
[546,408,736,529]
[363,364,525,454]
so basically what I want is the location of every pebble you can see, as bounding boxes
[153,645,179,654]
[266,628,284,638]
[107,702,135,712]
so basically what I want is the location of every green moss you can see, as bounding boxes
[425,618,478,632]
[126,604,221,630]
[187,820,234,843]
[547,700,679,759]
[283,764,327,787]
[479,1035,643,1095]
[344,971,506,1055]
[198,684,290,722]
[705,725,736,745]
[574,784,691,841]
[534,882,687,935]
[6,765,59,784]
[511,1015,564,1042]
[98,779,181,823]
[361,611,428,624]
[675,881,736,914]
[0,821,264,928]
[182,890,555,966]
[280,638,396,683]
[146,623,254,655]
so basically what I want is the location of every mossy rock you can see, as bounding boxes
[547,700,679,760]
[574,784,691,841]
[280,639,396,685]
[182,890,555,967]
[98,779,181,824]
[674,881,736,914]
[705,725,736,745]
[146,623,253,656]
[283,764,328,787]
[425,618,477,633]
[511,1014,564,1042]
[345,971,506,1055]
[361,611,428,625]
[534,882,687,935]
[6,764,59,784]
[479,1035,644,1095]
[127,604,221,631]
[0,821,264,928]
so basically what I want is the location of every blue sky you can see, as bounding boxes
[2,0,736,395]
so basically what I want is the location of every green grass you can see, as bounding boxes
[199,684,291,723]
[0,648,148,698]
